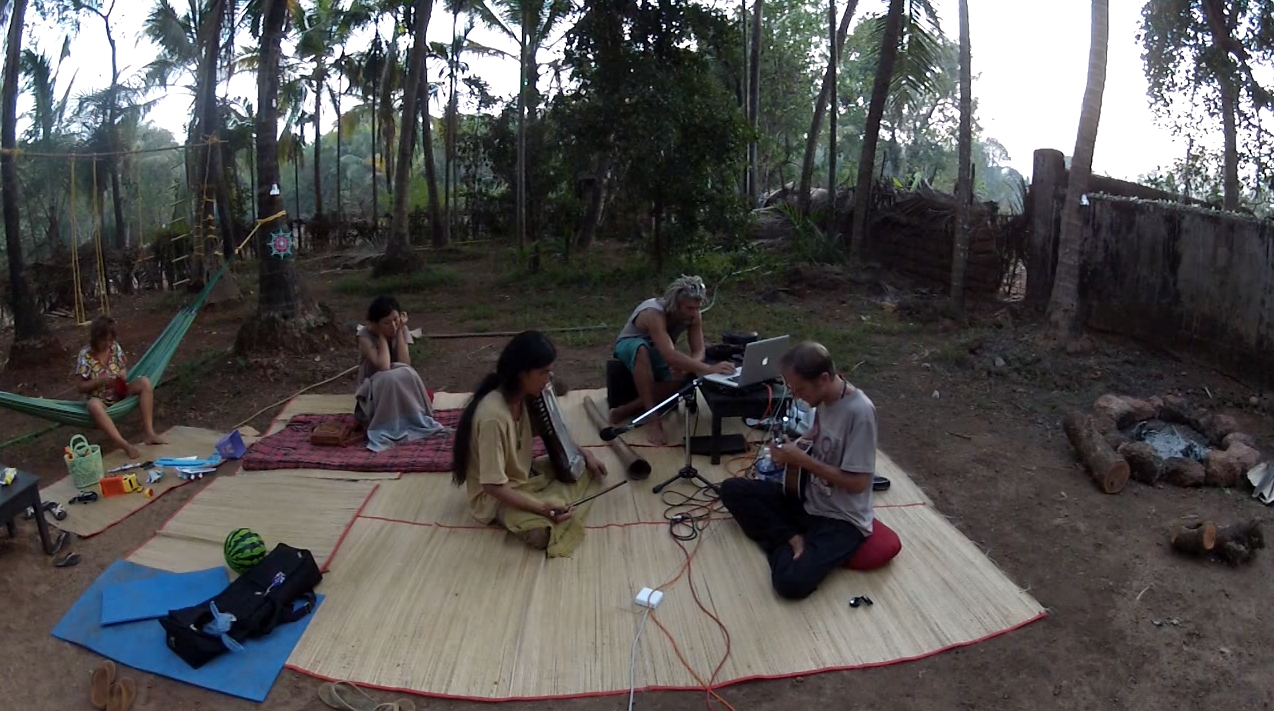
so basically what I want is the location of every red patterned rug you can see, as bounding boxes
[241,411,547,473]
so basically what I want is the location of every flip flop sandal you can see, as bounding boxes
[90,661,116,710]
[319,681,416,711]
[54,551,81,567]
[106,677,136,711]
[49,530,69,555]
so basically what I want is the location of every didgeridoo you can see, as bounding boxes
[582,396,653,480]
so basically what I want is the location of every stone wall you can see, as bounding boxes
[1079,194,1274,383]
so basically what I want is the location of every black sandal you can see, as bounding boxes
[53,551,81,567]
[47,530,69,555]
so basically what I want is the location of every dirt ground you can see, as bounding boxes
[1,246,1272,711]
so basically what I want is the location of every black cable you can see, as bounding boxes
[660,407,728,542]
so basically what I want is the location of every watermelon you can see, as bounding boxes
[223,527,268,574]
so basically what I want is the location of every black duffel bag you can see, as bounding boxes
[159,543,323,669]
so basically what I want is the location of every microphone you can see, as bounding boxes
[599,425,629,442]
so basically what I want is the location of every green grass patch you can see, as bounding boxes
[335,266,464,297]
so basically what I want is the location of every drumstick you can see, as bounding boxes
[549,480,630,516]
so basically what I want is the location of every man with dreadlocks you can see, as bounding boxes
[609,275,735,445]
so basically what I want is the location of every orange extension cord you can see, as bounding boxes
[641,386,782,711]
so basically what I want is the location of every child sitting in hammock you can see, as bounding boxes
[74,316,168,459]
[355,295,445,451]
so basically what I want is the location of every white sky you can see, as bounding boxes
[26,0,1193,182]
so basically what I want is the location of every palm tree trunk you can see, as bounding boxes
[419,69,445,247]
[313,73,324,218]
[2,0,54,356]
[1200,0,1242,210]
[1217,78,1239,210]
[100,17,127,251]
[747,0,763,205]
[826,0,837,223]
[797,0,856,215]
[1046,0,1108,340]
[847,0,904,258]
[575,150,611,252]
[516,11,528,251]
[379,22,400,202]
[252,0,301,319]
[193,0,225,279]
[334,84,342,223]
[378,0,431,275]
[370,90,378,222]
[950,0,973,306]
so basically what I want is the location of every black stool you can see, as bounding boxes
[605,359,638,408]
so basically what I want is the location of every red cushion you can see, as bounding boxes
[843,518,902,571]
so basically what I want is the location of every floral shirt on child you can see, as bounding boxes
[74,343,128,404]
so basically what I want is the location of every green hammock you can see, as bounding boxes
[0,257,232,428]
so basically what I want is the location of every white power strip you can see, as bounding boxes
[635,587,664,609]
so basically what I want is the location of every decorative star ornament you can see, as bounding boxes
[269,227,294,259]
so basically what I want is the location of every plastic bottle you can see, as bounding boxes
[754,446,782,483]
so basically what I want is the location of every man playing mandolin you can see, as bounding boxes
[718,342,877,600]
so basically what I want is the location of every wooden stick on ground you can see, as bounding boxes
[1062,410,1131,494]
[582,396,652,481]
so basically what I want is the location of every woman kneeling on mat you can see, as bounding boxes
[356,295,444,452]
[74,316,168,459]
[452,331,607,550]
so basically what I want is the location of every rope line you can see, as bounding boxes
[0,137,225,160]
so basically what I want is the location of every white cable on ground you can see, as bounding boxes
[233,365,358,430]
[628,607,652,711]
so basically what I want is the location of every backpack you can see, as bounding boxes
[159,543,323,669]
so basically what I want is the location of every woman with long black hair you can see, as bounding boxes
[355,295,444,451]
[452,330,606,550]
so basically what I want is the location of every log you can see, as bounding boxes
[1171,522,1217,556]
[582,396,652,481]
[1117,441,1162,485]
[1215,520,1265,566]
[1162,457,1206,487]
[1062,410,1131,494]
[1160,395,1206,433]
[1092,413,1130,450]
[1170,519,1263,566]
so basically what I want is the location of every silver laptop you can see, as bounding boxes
[703,335,790,389]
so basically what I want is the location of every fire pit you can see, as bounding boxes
[1063,394,1263,492]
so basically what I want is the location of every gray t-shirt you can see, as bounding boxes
[801,385,877,535]
[614,297,688,346]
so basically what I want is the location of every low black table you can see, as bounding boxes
[0,469,55,554]
[698,381,789,464]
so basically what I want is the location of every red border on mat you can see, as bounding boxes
[283,611,1047,702]
[321,485,379,572]
[45,472,193,539]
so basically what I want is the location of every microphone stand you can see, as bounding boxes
[651,377,719,495]
[599,376,719,494]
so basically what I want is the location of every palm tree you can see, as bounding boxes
[240,0,306,338]
[847,0,941,258]
[377,0,433,276]
[20,44,77,255]
[3,0,63,367]
[1047,0,1108,339]
[746,0,762,205]
[470,0,571,249]
[796,0,857,216]
[76,0,132,249]
[417,65,445,247]
[949,0,972,306]
[293,0,373,220]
